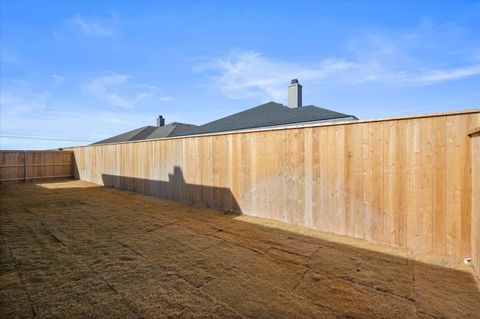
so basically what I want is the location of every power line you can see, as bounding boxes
[0,134,93,143]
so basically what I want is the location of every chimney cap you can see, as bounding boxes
[291,79,299,84]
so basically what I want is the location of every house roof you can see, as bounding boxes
[172,102,357,136]
[93,122,197,145]
[93,102,357,144]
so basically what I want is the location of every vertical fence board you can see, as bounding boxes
[432,117,448,257]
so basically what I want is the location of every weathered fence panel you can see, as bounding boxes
[0,151,74,183]
[68,110,480,263]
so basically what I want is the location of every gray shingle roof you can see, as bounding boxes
[93,102,357,144]
[93,123,197,145]
[172,102,356,136]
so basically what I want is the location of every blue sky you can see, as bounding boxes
[1,1,480,149]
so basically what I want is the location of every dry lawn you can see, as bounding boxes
[1,180,479,319]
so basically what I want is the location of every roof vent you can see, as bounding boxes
[288,79,302,108]
[157,115,165,127]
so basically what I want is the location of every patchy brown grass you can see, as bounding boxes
[1,180,479,318]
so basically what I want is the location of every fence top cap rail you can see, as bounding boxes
[0,150,74,153]
[67,108,480,148]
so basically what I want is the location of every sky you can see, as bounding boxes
[1,1,480,150]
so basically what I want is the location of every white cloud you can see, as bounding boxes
[195,51,353,101]
[0,89,49,115]
[0,87,156,149]
[85,74,133,107]
[51,74,65,85]
[409,64,480,83]
[0,79,174,149]
[84,73,172,108]
[195,49,480,101]
[0,107,155,150]
[68,14,116,37]
[194,19,480,101]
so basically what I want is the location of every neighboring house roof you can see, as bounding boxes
[93,122,197,145]
[146,122,198,139]
[93,102,357,145]
[173,102,357,136]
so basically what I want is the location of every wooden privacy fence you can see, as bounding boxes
[0,151,74,183]
[68,110,480,264]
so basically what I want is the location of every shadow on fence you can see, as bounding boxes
[101,166,241,213]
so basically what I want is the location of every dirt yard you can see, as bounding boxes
[1,180,479,319]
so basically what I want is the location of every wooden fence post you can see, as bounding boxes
[24,151,28,182]
[468,128,480,279]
